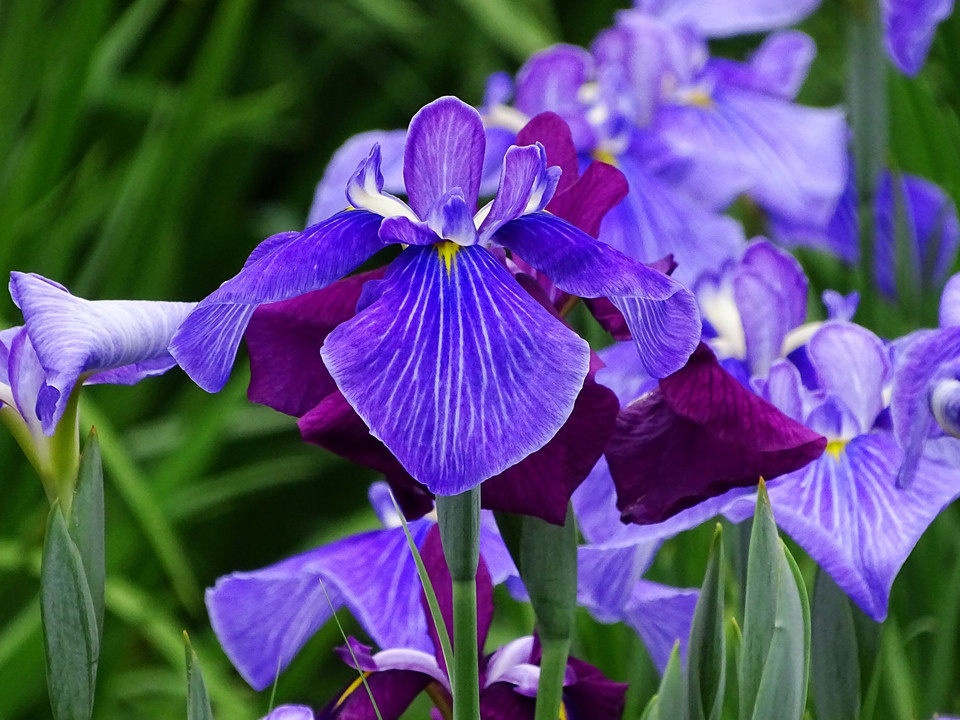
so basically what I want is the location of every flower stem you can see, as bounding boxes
[436,487,481,720]
[535,636,570,720]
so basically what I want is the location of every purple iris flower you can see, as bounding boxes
[891,273,960,488]
[206,482,516,691]
[632,0,820,37]
[319,526,626,720]
[1,272,195,488]
[884,0,955,75]
[773,169,960,300]
[171,96,699,497]
[260,708,314,720]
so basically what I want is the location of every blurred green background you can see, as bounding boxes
[1,0,960,718]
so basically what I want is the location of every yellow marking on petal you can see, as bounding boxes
[591,148,619,168]
[559,701,569,719]
[335,672,372,708]
[685,89,714,108]
[436,241,460,274]
[826,439,847,460]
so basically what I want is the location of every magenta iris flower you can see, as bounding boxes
[171,96,699,496]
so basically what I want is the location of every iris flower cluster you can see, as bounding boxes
[4,0,960,718]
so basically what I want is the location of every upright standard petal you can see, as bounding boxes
[10,272,196,433]
[321,243,590,495]
[493,212,700,378]
[477,144,560,242]
[206,519,434,690]
[608,343,826,524]
[170,210,385,393]
[403,97,486,217]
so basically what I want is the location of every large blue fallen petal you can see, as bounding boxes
[10,272,196,433]
[733,435,960,621]
[170,209,385,393]
[206,519,433,690]
[321,243,589,494]
[494,212,700,378]
[403,97,486,217]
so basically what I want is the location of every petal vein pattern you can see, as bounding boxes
[321,244,590,495]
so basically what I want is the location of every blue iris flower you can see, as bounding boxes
[170,96,699,496]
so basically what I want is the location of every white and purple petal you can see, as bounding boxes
[206,519,433,690]
[10,272,196,434]
[477,144,560,242]
[346,144,418,221]
[321,244,589,495]
[403,97,486,217]
[493,212,701,378]
[170,209,385,393]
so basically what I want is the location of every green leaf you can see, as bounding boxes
[687,524,726,720]
[41,502,99,720]
[738,484,808,720]
[657,641,685,720]
[811,569,861,720]
[184,632,215,720]
[69,428,105,638]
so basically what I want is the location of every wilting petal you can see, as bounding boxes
[609,344,826,524]
[633,0,820,37]
[654,86,846,227]
[170,210,384,393]
[745,434,960,620]
[480,375,619,524]
[883,0,955,75]
[622,580,699,673]
[494,212,700,378]
[478,144,560,242]
[262,706,314,720]
[247,269,385,417]
[891,327,960,487]
[514,45,595,150]
[206,519,433,690]
[10,272,196,433]
[597,147,745,288]
[321,244,589,495]
[307,130,407,226]
[403,97,486,216]
[808,322,890,434]
[733,241,808,377]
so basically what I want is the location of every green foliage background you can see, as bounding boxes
[1,0,959,717]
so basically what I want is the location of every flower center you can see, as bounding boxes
[826,438,848,460]
[436,241,460,273]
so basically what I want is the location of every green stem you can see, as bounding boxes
[436,488,481,720]
[535,637,570,720]
[846,0,888,323]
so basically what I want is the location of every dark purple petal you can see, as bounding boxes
[633,0,820,37]
[479,683,535,720]
[883,0,954,75]
[514,45,595,150]
[515,113,580,195]
[403,97,486,216]
[318,667,431,720]
[583,297,632,341]
[562,656,627,720]
[419,526,494,668]
[170,210,385,393]
[609,343,827,524]
[735,434,960,620]
[733,241,808,377]
[478,144,560,242]
[494,212,700,378]
[205,519,433,690]
[549,161,628,240]
[321,244,589,495]
[247,269,385,417]
[10,272,196,433]
[480,374,619,525]
[307,130,407,226]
